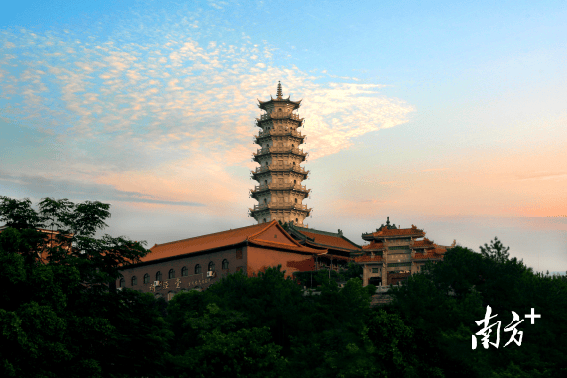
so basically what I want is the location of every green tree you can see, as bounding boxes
[286,277,376,378]
[388,239,567,377]
[167,302,287,378]
[0,196,170,377]
[203,266,309,356]
[479,236,510,263]
[339,261,363,281]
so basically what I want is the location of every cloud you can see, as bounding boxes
[515,172,567,181]
[0,5,414,211]
[0,27,413,163]
[421,168,448,172]
[0,170,205,207]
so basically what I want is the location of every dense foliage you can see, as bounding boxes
[1,196,565,377]
[0,196,170,377]
[388,239,567,377]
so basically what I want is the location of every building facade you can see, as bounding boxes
[357,217,454,286]
[116,221,326,300]
[285,217,454,287]
[249,82,312,227]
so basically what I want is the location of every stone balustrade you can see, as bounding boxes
[252,164,309,175]
[256,129,304,138]
[257,113,303,121]
[251,183,309,192]
[250,202,309,211]
[252,147,307,157]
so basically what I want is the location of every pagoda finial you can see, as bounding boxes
[277,81,283,99]
[386,216,390,226]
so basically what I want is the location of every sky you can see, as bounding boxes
[1,0,566,274]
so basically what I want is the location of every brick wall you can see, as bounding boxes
[247,246,315,278]
[117,246,247,298]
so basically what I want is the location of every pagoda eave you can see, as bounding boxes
[248,208,312,217]
[250,187,311,197]
[257,99,301,111]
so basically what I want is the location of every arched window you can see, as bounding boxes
[195,264,201,274]
[263,218,267,223]
[294,179,296,184]
[181,266,188,277]
[169,269,175,279]
[131,276,137,286]
[222,259,229,270]
[264,180,268,185]
[208,261,215,272]
[295,198,298,203]
[293,162,296,165]
[292,144,295,148]
[156,271,162,282]
[264,198,267,204]
[119,278,125,287]
[143,273,150,284]
[296,218,299,223]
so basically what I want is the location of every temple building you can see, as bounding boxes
[357,217,455,286]
[249,82,312,227]
[283,216,454,287]
[116,221,327,299]
[283,222,362,271]
[112,82,455,299]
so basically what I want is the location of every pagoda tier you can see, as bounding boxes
[252,146,308,163]
[250,182,310,199]
[254,129,306,144]
[251,164,309,178]
[249,82,312,227]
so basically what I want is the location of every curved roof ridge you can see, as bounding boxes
[249,239,327,254]
[153,222,267,247]
[295,227,363,250]
[247,219,279,239]
[248,220,304,248]
[300,227,341,237]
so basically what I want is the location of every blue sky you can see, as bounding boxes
[1,0,566,274]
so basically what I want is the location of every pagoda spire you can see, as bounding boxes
[276,81,283,99]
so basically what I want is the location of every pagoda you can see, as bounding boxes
[249,82,312,226]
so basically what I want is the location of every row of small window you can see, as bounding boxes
[262,198,300,203]
[120,260,229,287]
